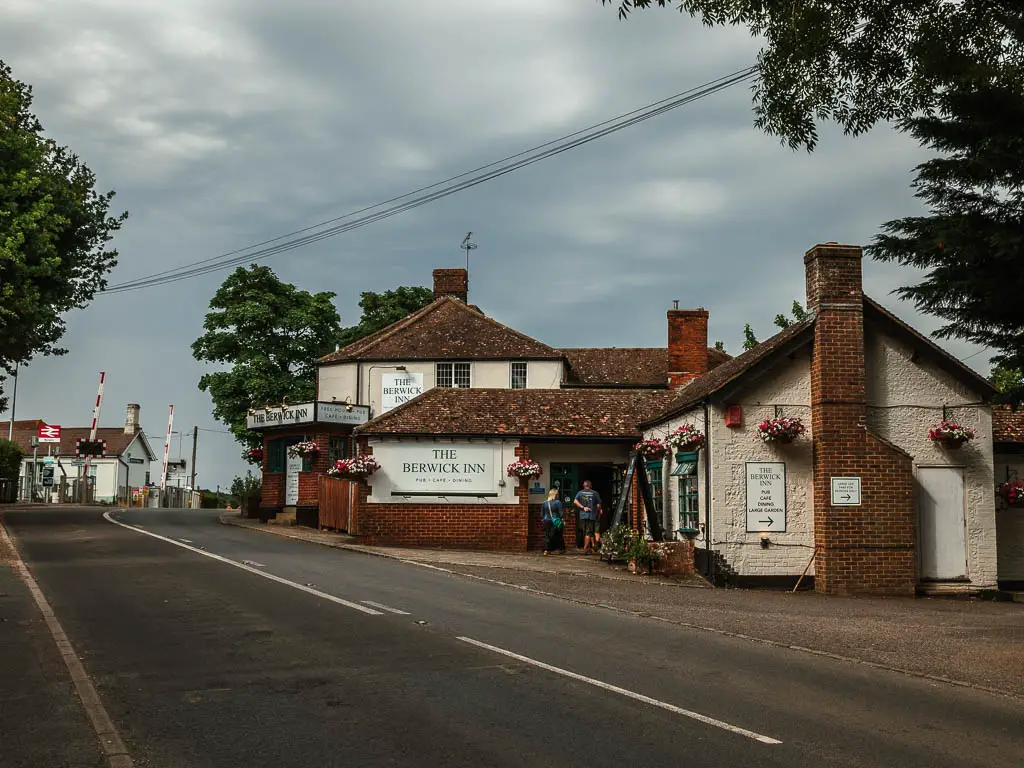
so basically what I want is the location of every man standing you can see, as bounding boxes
[574,480,603,554]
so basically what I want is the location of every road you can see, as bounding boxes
[1,507,1021,768]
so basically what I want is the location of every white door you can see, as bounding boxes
[918,467,968,580]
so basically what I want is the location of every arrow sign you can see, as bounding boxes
[831,477,862,506]
[758,516,774,526]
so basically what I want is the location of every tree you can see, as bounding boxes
[0,59,127,410]
[0,438,23,480]
[991,364,1023,398]
[336,286,434,348]
[734,300,808,353]
[868,70,1024,405]
[192,265,342,458]
[602,1,1023,150]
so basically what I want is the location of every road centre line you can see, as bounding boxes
[0,519,135,768]
[102,512,382,616]
[360,600,410,614]
[457,636,782,745]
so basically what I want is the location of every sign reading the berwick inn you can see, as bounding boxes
[245,401,369,429]
[386,444,495,496]
[381,373,424,414]
[745,461,787,532]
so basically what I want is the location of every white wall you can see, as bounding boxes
[367,438,521,505]
[319,359,565,418]
[994,452,1024,582]
[645,350,816,578]
[865,327,998,589]
[122,433,152,488]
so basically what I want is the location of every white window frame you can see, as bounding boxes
[436,362,472,389]
[510,361,528,389]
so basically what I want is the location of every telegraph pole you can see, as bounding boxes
[461,232,476,301]
[7,362,18,440]
[189,425,198,506]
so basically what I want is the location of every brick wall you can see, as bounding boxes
[667,308,709,388]
[259,427,348,518]
[807,244,916,596]
[433,268,468,302]
[354,439,531,549]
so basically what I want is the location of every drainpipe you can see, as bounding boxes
[703,399,713,583]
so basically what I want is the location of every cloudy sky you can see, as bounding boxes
[0,0,989,489]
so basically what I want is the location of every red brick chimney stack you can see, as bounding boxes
[667,304,709,388]
[433,268,468,303]
[805,243,915,596]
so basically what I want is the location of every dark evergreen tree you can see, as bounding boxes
[869,69,1024,405]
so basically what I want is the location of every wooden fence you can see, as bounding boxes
[319,475,358,533]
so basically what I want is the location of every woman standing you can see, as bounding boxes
[542,488,565,555]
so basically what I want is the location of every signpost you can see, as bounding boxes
[831,477,862,506]
[381,373,424,414]
[745,462,787,532]
[37,424,61,444]
[285,452,302,505]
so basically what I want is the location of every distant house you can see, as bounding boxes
[2,404,156,503]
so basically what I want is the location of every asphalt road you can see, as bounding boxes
[2,507,1021,768]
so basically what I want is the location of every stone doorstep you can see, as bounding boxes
[218,513,710,587]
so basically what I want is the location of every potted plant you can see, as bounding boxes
[756,416,806,444]
[600,524,635,563]
[998,479,1024,507]
[928,420,976,449]
[667,424,705,454]
[245,446,264,464]
[634,437,668,460]
[288,440,319,458]
[627,534,663,575]
[506,458,542,479]
[327,454,380,480]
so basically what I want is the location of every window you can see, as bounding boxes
[267,439,286,473]
[329,437,349,463]
[436,362,471,388]
[510,362,528,389]
[646,459,664,533]
[672,451,700,533]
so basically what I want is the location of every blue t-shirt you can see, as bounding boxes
[574,489,602,521]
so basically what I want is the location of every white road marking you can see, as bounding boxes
[103,512,382,616]
[360,600,410,615]
[0,520,135,767]
[457,636,782,745]
[241,560,265,568]
[178,538,193,543]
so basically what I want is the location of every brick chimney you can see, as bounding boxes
[667,303,709,388]
[805,243,915,596]
[433,268,468,303]
[125,403,141,435]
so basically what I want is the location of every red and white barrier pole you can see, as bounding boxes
[160,405,174,490]
[81,371,106,500]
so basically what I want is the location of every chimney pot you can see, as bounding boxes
[673,299,679,310]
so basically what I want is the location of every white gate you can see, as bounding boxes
[918,467,968,581]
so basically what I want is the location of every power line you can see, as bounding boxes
[101,66,758,295]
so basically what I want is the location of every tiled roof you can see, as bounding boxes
[639,319,816,427]
[993,405,1024,443]
[560,347,730,387]
[0,425,153,459]
[320,297,562,363]
[357,387,676,439]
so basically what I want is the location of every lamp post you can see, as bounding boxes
[366,365,407,417]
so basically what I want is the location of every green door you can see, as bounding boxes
[550,463,580,548]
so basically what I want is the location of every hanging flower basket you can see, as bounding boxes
[245,447,264,464]
[666,424,705,453]
[634,437,668,460]
[757,416,806,444]
[327,454,380,480]
[506,458,542,479]
[928,420,975,449]
[288,440,319,458]
[998,479,1024,507]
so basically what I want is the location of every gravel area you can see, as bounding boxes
[443,565,1024,698]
